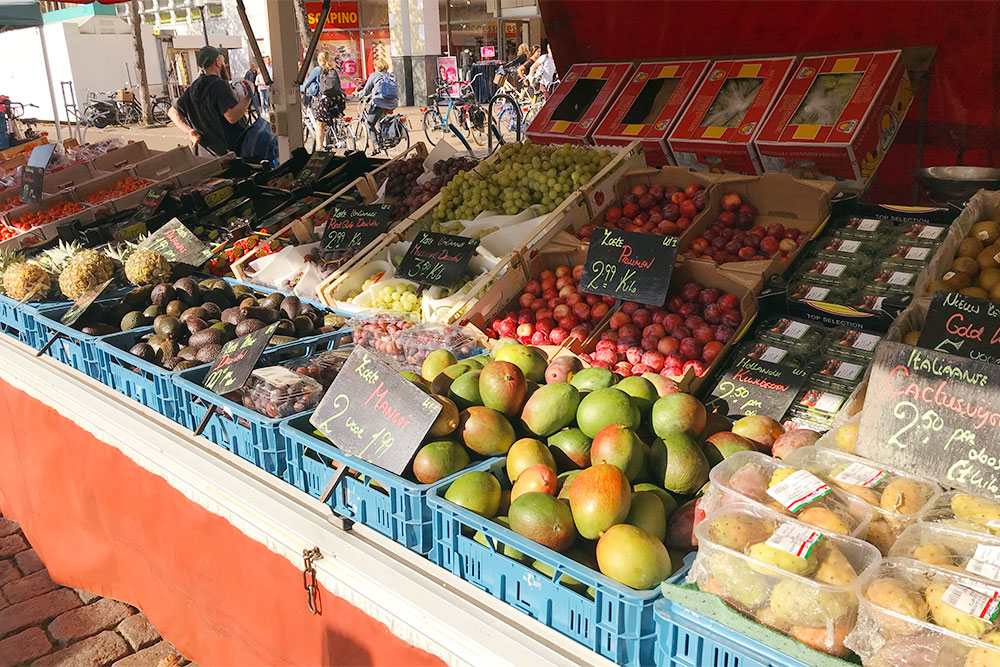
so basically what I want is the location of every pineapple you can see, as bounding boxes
[40,240,84,275]
[2,262,51,302]
[58,249,115,300]
[0,248,26,294]
[124,249,171,285]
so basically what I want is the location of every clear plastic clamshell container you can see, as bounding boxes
[734,340,809,368]
[785,382,853,430]
[788,279,855,305]
[690,501,881,657]
[783,446,942,554]
[810,354,869,391]
[846,557,1000,666]
[239,365,324,418]
[393,323,483,371]
[882,243,936,270]
[814,236,881,268]
[797,258,865,291]
[757,316,828,355]
[895,222,949,247]
[890,522,1000,585]
[917,491,1000,540]
[837,217,890,241]
[278,348,351,389]
[701,450,873,539]
[826,328,883,362]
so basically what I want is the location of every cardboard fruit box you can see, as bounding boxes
[668,56,796,175]
[755,51,913,190]
[131,146,216,186]
[679,172,835,281]
[0,193,96,252]
[526,62,634,145]
[91,141,160,172]
[592,60,711,167]
[72,171,160,218]
[41,162,105,196]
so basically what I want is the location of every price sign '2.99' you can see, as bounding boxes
[580,228,679,306]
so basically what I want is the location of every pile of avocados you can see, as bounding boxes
[73,278,331,371]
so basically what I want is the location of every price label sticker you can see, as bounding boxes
[849,332,881,352]
[886,271,915,286]
[804,286,830,301]
[772,319,811,340]
[766,469,832,512]
[940,583,1000,621]
[251,366,304,387]
[765,522,824,559]
[855,218,881,232]
[918,225,945,240]
[967,544,1000,581]
[821,263,847,277]
[905,246,931,261]
[835,239,861,253]
[757,345,788,364]
[833,461,888,488]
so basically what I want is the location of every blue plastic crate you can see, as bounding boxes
[28,301,125,379]
[427,458,689,666]
[172,332,353,481]
[98,327,353,424]
[279,413,498,554]
[653,596,817,667]
[0,295,73,345]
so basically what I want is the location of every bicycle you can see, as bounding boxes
[421,74,487,148]
[352,94,409,156]
[83,91,117,129]
[488,67,557,146]
[302,104,355,153]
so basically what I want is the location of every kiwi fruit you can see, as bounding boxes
[927,279,949,293]
[944,271,972,290]
[972,220,1000,245]
[952,256,979,275]
[990,282,1000,302]
[958,237,984,258]
[960,286,990,299]
[903,331,920,345]
[977,247,1000,271]
[980,267,1000,291]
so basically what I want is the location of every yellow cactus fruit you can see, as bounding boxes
[833,480,881,506]
[789,620,853,657]
[768,467,797,487]
[747,541,818,577]
[770,579,852,627]
[834,423,858,453]
[706,552,770,610]
[813,541,858,586]
[925,581,990,638]
[965,630,1000,667]
[913,542,954,569]
[865,518,898,555]
[865,577,929,634]
[755,605,791,633]
[707,514,774,552]
[952,495,1000,534]
[798,507,851,535]
[881,479,927,515]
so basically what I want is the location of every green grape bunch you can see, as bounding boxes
[432,141,615,223]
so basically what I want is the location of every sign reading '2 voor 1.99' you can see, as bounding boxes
[580,227,679,306]
[309,346,442,475]
[857,340,1000,499]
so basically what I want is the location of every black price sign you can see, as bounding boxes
[705,356,809,419]
[293,151,336,189]
[309,346,442,475]
[19,144,56,204]
[857,340,1000,499]
[132,184,171,221]
[321,203,391,251]
[60,279,114,327]
[139,218,211,267]
[580,228,679,306]
[202,322,279,395]
[916,291,1000,365]
[395,231,479,288]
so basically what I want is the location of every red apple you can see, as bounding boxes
[759,236,780,257]
[679,199,698,219]
[623,202,640,219]
[606,207,622,222]
[780,238,799,253]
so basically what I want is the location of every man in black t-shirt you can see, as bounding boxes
[168,46,251,157]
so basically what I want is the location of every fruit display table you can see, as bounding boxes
[0,332,612,667]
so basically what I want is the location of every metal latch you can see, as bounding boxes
[302,547,323,615]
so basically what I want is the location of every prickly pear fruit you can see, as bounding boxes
[881,478,927,515]
[952,494,1000,534]
[926,581,990,638]
[747,541,817,577]
[797,507,851,535]
[706,552,769,610]
[706,514,773,552]
[913,542,954,568]
[813,541,857,586]
[769,467,797,487]
[728,463,769,501]
[865,577,929,633]
[789,621,852,657]
[770,579,851,627]
[965,630,1000,667]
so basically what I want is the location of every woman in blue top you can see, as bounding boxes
[301,58,321,107]
[359,55,398,144]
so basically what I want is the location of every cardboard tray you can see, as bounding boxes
[526,62,634,145]
[42,162,106,196]
[72,170,161,217]
[131,146,214,184]
[91,141,161,172]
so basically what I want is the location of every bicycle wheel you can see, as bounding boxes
[422,108,445,146]
[350,117,369,154]
[115,102,139,126]
[464,107,485,147]
[86,104,110,129]
[302,121,315,153]
[151,100,171,124]
[489,94,521,144]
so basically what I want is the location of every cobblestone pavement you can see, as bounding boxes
[0,511,190,667]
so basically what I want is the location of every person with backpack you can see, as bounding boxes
[310,51,346,150]
[359,55,398,145]
[168,45,250,157]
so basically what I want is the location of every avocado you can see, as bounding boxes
[280,295,301,320]
[240,306,278,324]
[200,302,222,320]
[129,342,156,362]
[177,346,198,361]
[179,307,208,322]
[165,299,185,317]
[203,288,233,309]
[154,315,184,340]
[231,284,252,296]
[121,311,150,331]
[150,283,176,306]
[235,318,265,337]
[185,317,209,335]
[275,319,295,337]
[221,307,242,325]
[195,343,224,363]
[239,296,258,308]
[188,328,226,349]
[293,315,315,336]
[81,323,117,336]
[268,335,297,346]
[173,277,201,304]
[210,322,236,339]
[143,304,164,319]
[157,339,180,359]
[162,356,180,370]
[175,359,200,370]
[123,285,154,308]
[261,292,284,310]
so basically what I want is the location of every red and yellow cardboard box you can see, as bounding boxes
[526,62,633,145]
[754,50,913,190]
[592,60,710,167]
[668,56,796,175]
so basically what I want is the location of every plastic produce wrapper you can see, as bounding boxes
[784,445,942,554]
[278,348,351,389]
[891,521,1000,583]
[689,501,880,657]
[845,557,1000,666]
[348,313,486,372]
[917,491,1000,540]
[235,365,324,419]
[701,450,873,539]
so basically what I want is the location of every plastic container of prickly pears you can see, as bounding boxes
[796,258,866,290]
[788,279,855,305]
[757,316,827,355]
[890,522,1000,583]
[846,558,1000,666]
[894,222,949,247]
[916,491,1000,539]
[784,446,942,555]
[689,502,880,657]
[825,328,883,362]
[701,451,873,539]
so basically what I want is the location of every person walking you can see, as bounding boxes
[255,55,273,115]
[358,55,398,146]
[243,62,260,107]
[529,40,557,96]
[309,51,346,150]
[167,45,251,157]
[301,57,321,107]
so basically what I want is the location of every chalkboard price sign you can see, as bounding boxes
[321,203,391,251]
[19,144,57,204]
[580,228,679,306]
[293,151,336,189]
[131,184,171,221]
[857,340,1000,499]
[60,279,114,327]
[139,218,212,267]
[916,291,1000,365]
[202,322,279,395]
[395,231,479,288]
[705,356,809,419]
[309,346,442,475]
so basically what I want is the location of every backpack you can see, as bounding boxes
[376,73,399,106]
[240,94,278,166]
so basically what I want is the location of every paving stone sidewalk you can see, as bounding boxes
[0,512,190,667]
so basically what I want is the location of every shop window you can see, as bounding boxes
[360,0,388,28]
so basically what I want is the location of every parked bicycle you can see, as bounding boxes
[421,74,488,149]
[488,65,556,145]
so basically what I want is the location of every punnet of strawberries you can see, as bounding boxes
[683,192,804,264]
[577,182,707,241]
[82,177,153,205]
[9,200,87,232]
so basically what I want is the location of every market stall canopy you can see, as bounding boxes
[0,0,42,32]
